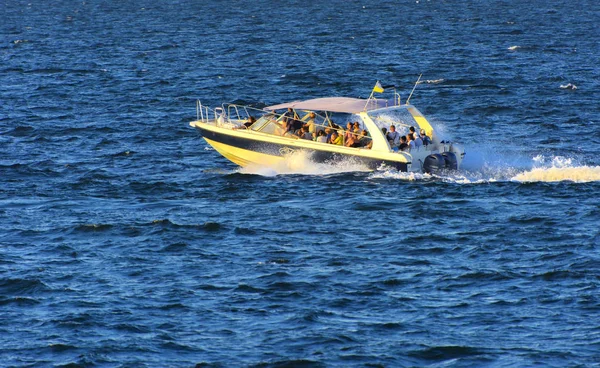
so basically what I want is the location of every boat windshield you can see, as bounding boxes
[250,113,281,134]
[366,106,419,131]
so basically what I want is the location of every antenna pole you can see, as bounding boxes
[406,74,422,105]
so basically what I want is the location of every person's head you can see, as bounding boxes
[301,126,307,132]
[390,125,396,132]
[309,112,316,118]
[409,126,416,133]
[420,128,426,136]
[401,135,407,143]
[353,121,359,127]
[318,130,325,136]
[382,127,387,134]
[346,122,352,129]
[362,130,369,136]
[406,134,412,141]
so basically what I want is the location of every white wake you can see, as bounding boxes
[232,145,599,183]
[238,150,371,176]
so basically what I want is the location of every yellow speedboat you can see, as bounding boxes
[190,87,464,173]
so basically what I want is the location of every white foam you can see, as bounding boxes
[508,45,520,51]
[511,156,600,183]
[560,83,577,90]
[370,153,600,184]
[238,150,371,176]
[455,154,600,184]
[369,168,433,181]
[511,166,600,183]
[227,140,600,183]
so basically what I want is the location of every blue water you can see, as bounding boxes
[2,1,600,366]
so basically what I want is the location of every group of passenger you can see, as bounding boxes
[277,109,373,149]
[242,108,434,153]
[385,125,432,152]
[309,123,372,149]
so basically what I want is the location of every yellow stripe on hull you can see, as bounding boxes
[203,137,284,167]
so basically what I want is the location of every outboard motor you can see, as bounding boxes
[442,151,458,170]
[423,153,446,174]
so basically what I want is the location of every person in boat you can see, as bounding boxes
[357,130,370,148]
[243,116,256,129]
[284,107,298,120]
[299,126,312,140]
[413,133,423,149]
[387,125,400,148]
[344,130,358,147]
[406,133,415,151]
[344,122,354,143]
[304,112,317,134]
[329,131,343,145]
[316,130,328,143]
[324,127,333,143]
[294,126,304,138]
[409,126,423,146]
[381,127,387,143]
[353,121,360,131]
[282,108,302,132]
[280,117,295,137]
[292,118,303,132]
[328,131,337,144]
[420,128,431,145]
[350,127,363,148]
[399,135,409,151]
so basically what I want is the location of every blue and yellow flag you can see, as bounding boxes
[372,81,384,93]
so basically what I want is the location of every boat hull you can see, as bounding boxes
[192,122,410,171]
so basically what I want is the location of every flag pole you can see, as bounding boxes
[365,81,381,111]
[406,74,422,105]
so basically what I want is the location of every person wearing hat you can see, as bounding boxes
[420,128,432,145]
[413,132,423,149]
[304,112,317,134]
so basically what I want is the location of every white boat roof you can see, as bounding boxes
[265,97,393,114]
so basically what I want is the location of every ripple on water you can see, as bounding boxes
[407,345,494,363]
[0,278,51,296]
[2,0,600,366]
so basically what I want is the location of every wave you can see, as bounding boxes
[220,141,599,183]
[560,83,577,90]
[369,153,600,184]
[450,154,600,184]
[511,156,600,183]
[238,150,371,176]
[369,170,433,181]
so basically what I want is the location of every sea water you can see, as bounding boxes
[1,0,599,366]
